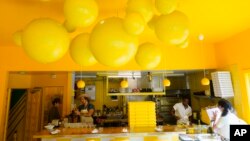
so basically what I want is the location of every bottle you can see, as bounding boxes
[197,119,201,133]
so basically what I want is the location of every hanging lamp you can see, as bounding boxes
[163,46,171,87]
[120,78,128,88]
[163,78,171,87]
[199,34,210,86]
[77,66,85,89]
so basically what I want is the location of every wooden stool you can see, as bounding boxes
[112,137,130,141]
[144,136,158,141]
[56,138,71,141]
[86,138,101,141]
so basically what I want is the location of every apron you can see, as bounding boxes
[80,109,94,124]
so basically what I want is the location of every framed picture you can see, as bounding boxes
[85,85,96,100]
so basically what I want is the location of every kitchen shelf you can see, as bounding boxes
[107,92,165,96]
[106,73,165,96]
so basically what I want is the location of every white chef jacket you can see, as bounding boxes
[173,102,192,124]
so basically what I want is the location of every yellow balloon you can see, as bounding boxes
[120,80,128,88]
[155,0,178,15]
[64,0,98,27]
[12,30,22,47]
[77,80,85,88]
[135,42,162,69]
[90,17,138,67]
[155,11,189,45]
[201,77,210,85]
[63,20,76,33]
[123,12,145,35]
[147,15,159,30]
[70,33,97,66]
[126,0,154,22]
[163,78,171,87]
[22,18,70,63]
[177,39,189,48]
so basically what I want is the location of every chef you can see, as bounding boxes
[171,96,192,125]
[75,94,95,125]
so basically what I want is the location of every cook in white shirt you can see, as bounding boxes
[171,96,192,125]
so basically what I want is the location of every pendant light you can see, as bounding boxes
[120,78,128,88]
[163,78,171,87]
[163,46,171,87]
[77,66,85,89]
[199,34,210,86]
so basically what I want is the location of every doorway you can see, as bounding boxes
[5,88,42,141]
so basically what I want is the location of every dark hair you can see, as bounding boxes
[218,99,233,116]
[182,95,189,100]
[52,98,61,105]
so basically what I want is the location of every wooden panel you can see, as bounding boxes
[25,88,42,141]
[42,87,64,126]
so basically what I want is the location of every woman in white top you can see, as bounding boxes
[212,99,246,141]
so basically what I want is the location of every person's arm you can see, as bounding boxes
[84,109,94,117]
[188,107,192,125]
[211,110,222,129]
[171,106,180,120]
[74,105,81,116]
[83,104,95,117]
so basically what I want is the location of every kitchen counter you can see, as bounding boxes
[34,125,221,141]
[34,125,185,141]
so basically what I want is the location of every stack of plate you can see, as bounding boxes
[128,101,156,127]
[211,71,234,97]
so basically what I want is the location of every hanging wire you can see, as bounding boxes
[81,65,83,80]
[199,34,206,77]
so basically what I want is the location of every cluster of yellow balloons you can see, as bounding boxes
[13,0,190,70]
[64,0,98,29]
[135,42,162,69]
[90,17,138,67]
[69,33,97,66]
[21,18,70,63]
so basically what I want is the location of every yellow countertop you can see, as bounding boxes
[33,125,186,139]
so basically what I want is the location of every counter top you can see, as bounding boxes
[33,125,186,138]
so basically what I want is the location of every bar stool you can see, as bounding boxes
[86,138,101,141]
[112,137,130,141]
[56,138,71,141]
[144,136,158,141]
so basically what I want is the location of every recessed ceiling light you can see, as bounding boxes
[198,34,204,41]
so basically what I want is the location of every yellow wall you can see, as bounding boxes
[8,73,32,88]
[215,28,250,123]
[0,40,217,140]
[31,72,71,116]
[0,70,8,139]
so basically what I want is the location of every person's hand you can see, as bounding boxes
[75,110,80,116]
[212,111,218,121]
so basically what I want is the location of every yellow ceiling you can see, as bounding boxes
[1,0,250,46]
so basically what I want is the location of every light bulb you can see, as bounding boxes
[198,34,204,41]
[120,80,128,88]
[201,77,210,85]
[77,80,85,88]
[163,78,171,87]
